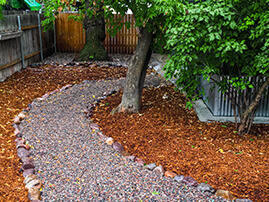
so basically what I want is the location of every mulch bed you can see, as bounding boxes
[0,59,268,201]
[92,87,269,202]
[0,63,127,201]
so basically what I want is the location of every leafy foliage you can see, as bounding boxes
[0,0,6,19]
[155,0,269,134]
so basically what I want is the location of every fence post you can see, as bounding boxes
[38,9,43,62]
[53,22,57,53]
[17,16,25,69]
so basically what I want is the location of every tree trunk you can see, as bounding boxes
[116,28,154,113]
[79,2,109,61]
[238,76,269,135]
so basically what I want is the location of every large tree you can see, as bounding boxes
[104,1,164,113]
[155,0,269,135]
[42,0,165,113]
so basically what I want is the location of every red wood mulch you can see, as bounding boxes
[92,87,269,202]
[0,64,127,201]
[0,63,268,202]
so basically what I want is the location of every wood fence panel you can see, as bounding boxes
[0,12,55,81]
[55,13,138,54]
[55,13,85,53]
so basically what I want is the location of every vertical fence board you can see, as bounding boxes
[0,12,54,81]
[55,13,138,54]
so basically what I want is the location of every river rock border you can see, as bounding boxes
[86,90,253,202]
[11,66,253,202]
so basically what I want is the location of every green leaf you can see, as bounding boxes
[152,191,160,195]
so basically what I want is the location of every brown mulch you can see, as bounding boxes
[0,61,268,202]
[0,63,128,202]
[92,87,269,202]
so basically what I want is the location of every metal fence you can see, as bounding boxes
[201,76,269,117]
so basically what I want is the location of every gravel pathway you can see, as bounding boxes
[20,54,229,201]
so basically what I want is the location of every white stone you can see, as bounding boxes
[106,137,114,145]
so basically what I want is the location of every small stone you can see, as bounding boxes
[174,175,185,183]
[182,176,198,187]
[28,187,41,200]
[144,163,157,171]
[20,156,31,163]
[23,109,29,113]
[15,138,24,144]
[165,171,177,178]
[235,199,253,202]
[112,142,124,153]
[121,151,131,157]
[50,89,59,95]
[14,116,21,124]
[59,84,72,92]
[14,128,21,135]
[23,174,37,184]
[134,157,145,166]
[16,132,23,138]
[153,165,164,176]
[17,148,30,158]
[215,190,236,200]
[35,97,44,101]
[22,159,35,170]
[17,144,30,150]
[23,168,35,178]
[12,123,20,130]
[83,80,90,84]
[28,104,33,109]
[125,155,136,161]
[162,94,168,99]
[197,183,215,195]
[90,123,99,131]
[97,132,108,141]
[18,112,27,120]
[42,93,50,99]
[25,179,42,190]
[106,137,114,145]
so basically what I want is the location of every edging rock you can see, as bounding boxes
[87,95,254,202]
[8,77,253,202]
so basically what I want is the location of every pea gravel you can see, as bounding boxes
[20,76,229,202]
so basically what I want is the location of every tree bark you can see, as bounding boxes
[116,28,154,113]
[79,1,109,61]
[238,76,269,135]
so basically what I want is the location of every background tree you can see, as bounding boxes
[79,1,109,61]
[42,0,109,61]
[155,0,269,135]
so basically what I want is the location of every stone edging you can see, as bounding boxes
[12,84,74,202]
[11,73,253,202]
[86,90,253,202]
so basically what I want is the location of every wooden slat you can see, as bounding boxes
[55,13,138,54]
[0,58,21,70]
[21,25,38,30]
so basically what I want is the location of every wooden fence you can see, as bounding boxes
[0,11,55,82]
[55,13,138,54]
